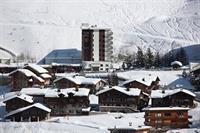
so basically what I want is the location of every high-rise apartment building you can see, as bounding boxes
[81,24,113,71]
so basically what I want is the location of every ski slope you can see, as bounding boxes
[0,0,199,60]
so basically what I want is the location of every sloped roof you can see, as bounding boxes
[40,73,52,79]
[45,88,90,98]
[54,76,106,85]
[122,75,158,87]
[25,64,48,74]
[4,103,51,118]
[45,49,81,58]
[96,86,141,96]
[9,69,44,83]
[21,88,49,96]
[3,93,33,103]
[9,69,36,77]
[151,88,196,98]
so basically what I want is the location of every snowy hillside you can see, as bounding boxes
[0,0,200,60]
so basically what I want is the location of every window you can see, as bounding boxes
[164,112,171,117]
[155,120,162,124]
[100,64,103,67]
[155,113,161,117]
[177,112,184,118]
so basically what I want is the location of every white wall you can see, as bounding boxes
[93,30,99,61]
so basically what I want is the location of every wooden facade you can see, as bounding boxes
[122,77,160,94]
[97,87,148,112]
[5,104,51,122]
[54,78,78,88]
[144,107,189,129]
[123,80,149,93]
[44,95,89,116]
[24,65,52,86]
[9,70,44,91]
[151,91,195,108]
[3,97,32,112]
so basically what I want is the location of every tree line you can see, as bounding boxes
[119,47,188,70]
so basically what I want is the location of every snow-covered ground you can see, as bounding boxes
[0,0,200,60]
[0,112,145,133]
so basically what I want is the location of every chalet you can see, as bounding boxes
[44,88,90,116]
[122,76,160,94]
[24,64,52,86]
[9,69,44,91]
[144,107,190,129]
[96,86,149,113]
[3,93,33,112]
[20,87,48,103]
[4,103,51,122]
[151,89,196,108]
[54,76,106,94]
[108,126,151,133]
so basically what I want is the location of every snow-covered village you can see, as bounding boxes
[0,0,200,133]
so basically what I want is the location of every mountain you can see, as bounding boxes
[0,0,199,61]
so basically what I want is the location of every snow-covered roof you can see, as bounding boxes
[151,88,196,98]
[40,73,52,79]
[9,69,36,77]
[171,61,183,67]
[3,93,33,103]
[4,103,51,118]
[45,88,90,98]
[89,94,98,104]
[21,88,49,96]
[9,69,45,83]
[122,75,158,87]
[96,86,141,96]
[143,107,190,111]
[25,64,48,74]
[54,76,106,85]
[118,70,194,90]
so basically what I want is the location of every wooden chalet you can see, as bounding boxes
[122,76,160,94]
[96,86,149,113]
[24,64,52,86]
[4,103,51,122]
[54,76,106,94]
[151,89,196,108]
[144,107,190,129]
[44,88,90,116]
[9,69,44,91]
[3,93,33,112]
